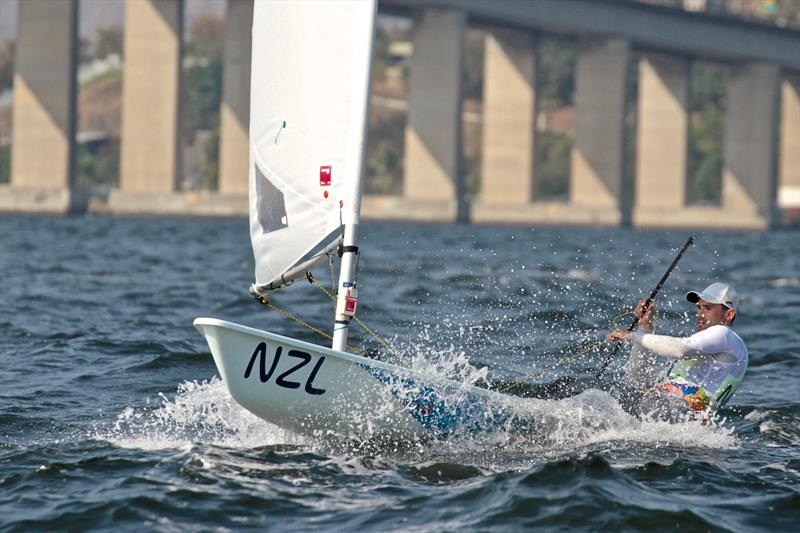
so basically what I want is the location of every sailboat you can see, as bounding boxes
[194,0,519,443]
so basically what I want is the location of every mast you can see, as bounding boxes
[332,224,359,351]
[332,1,377,352]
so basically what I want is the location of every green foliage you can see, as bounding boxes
[372,25,389,83]
[463,31,484,101]
[365,112,405,195]
[525,37,577,200]
[182,55,223,142]
[623,58,639,213]
[690,64,726,110]
[0,145,10,184]
[688,63,727,204]
[80,67,122,91]
[181,15,224,190]
[464,153,480,196]
[186,15,224,61]
[94,26,124,59]
[198,129,219,191]
[537,38,576,111]
[535,131,572,200]
[0,40,14,92]
[74,139,120,190]
[690,150,723,203]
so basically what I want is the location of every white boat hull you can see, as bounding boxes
[193,317,519,442]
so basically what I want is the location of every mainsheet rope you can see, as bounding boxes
[254,268,411,367]
[258,271,656,394]
[305,272,412,367]
[497,309,658,394]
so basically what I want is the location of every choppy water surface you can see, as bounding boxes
[1,215,798,531]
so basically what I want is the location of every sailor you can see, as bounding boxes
[606,282,748,418]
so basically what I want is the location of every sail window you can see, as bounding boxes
[255,165,289,234]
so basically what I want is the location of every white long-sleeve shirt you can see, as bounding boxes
[627,325,748,407]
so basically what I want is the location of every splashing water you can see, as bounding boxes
[511,390,738,453]
[330,321,740,458]
[97,378,304,450]
[100,349,736,462]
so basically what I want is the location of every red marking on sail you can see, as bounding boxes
[320,165,332,186]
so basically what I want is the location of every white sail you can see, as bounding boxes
[194,2,528,443]
[249,0,376,294]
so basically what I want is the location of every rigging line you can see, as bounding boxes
[596,235,694,378]
[306,272,412,367]
[497,308,659,394]
[256,295,359,352]
[257,297,332,341]
[267,272,386,359]
[327,253,336,310]
[308,271,336,300]
[350,313,412,367]
[497,343,601,393]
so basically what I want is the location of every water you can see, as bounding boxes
[1,215,798,531]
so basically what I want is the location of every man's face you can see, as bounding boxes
[695,298,734,331]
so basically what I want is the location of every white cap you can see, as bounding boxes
[686,282,738,309]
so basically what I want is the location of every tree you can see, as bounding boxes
[198,129,219,191]
[365,112,405,195]
[74,139,120,190]
[79,38,93,65]
[0,40,14,92]
[179,15,225,190]
[0,145,10,184]
[372,24,389,83]
[187,15,224,60]
[463,30,484,101]
[182,54,222,141]
[534,36,577,199]
[688,63,727,204]
[536,131,572,200]
[95,26,123,59]
[537,37,576,111]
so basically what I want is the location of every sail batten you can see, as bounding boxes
[248,1,375,292]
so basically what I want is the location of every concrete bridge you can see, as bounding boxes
[1,0,799,229]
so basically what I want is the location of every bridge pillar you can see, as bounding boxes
[569,38,628,225]
[473,29,537,220]
[721,63,779,229]
[778,75,800,220]
[1,0,79,214]
[632,54,690,228]
[400,7,465,222]
[109,0,183,213]
[218,0,252,196]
